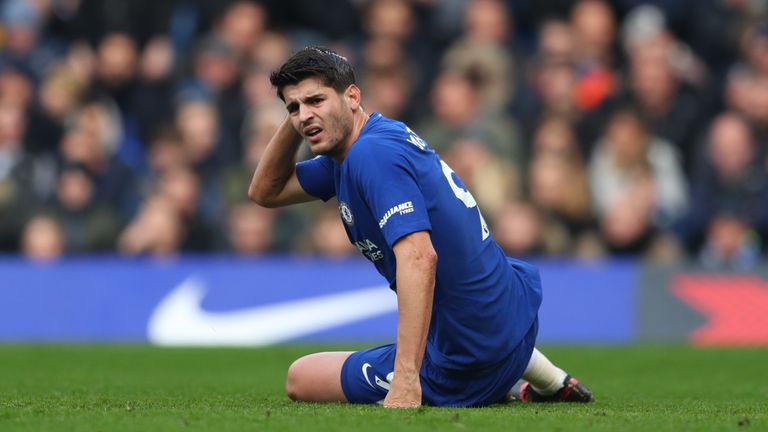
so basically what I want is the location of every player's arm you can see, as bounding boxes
[247,116,316,208]
[384,230,436,409]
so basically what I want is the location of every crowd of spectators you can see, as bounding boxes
[2,0,768,269]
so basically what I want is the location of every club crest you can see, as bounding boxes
[339,201,354,225]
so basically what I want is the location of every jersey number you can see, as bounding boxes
[440,160,490,240]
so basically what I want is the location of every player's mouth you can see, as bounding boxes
[304,126,323,143]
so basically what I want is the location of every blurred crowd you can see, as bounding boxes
[1,0,768,268]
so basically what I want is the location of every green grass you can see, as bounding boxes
[0,345,766,431]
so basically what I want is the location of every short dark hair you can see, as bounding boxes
[270,46,356,100]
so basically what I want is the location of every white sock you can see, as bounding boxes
[522,348,568,395]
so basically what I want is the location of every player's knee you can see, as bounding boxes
[285,357,308,401]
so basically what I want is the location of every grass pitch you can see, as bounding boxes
[0,345,765,431]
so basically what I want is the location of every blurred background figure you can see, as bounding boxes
[699,213,762,270]
[59,99,139,222]
[20,214,64,262]
[492,200,546,258]
[47,163,120,253]
[526,116,600,257]
[680,112,768,263]
[442,0,518,112]
[214,1,268,63]
[225,203,277,255]
[0,86,57,252]
[571,0,617,68]
[589,107,687,257]
[117,196,185,257]
[360,66,413,122]
[569,0,619,114]
[0,0,58,82]
[441,136,520,218]
[416,68,523,173]
[26,64,86,155]
[133,35,176,147]
[154,164,215,252]
[357,0,431,116]
[617,4,707,174]
[175,97,221,179]
[300,203,358,258]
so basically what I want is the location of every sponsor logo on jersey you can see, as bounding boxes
[378,201,414,228]
[355,239,384,261]
[339,201,354,225]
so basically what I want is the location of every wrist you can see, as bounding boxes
[394,365,420,379]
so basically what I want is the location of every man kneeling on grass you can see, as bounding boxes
[249,46,593,408]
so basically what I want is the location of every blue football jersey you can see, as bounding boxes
[296,113,542,372]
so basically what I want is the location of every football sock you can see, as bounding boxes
[521,348,568,395]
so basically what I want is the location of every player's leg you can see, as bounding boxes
[285,351,353,402]
[514,347,593,403]
[338,344,397,404]
[522,348,568,393]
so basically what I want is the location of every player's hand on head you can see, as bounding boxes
[383,374,422,409]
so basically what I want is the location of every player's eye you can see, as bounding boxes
[286,102,299,114]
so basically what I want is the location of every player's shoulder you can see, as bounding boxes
[355,113,408,148]
[348,113,428,164]
[363,112,407,136]
[300,154,336,171]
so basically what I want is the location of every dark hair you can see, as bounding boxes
[270,46,356,100]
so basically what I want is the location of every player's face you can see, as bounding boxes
[282,77,355,159]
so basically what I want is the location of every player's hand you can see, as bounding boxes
[383,373,421,409]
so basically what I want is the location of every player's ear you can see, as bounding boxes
[345,84,362,110]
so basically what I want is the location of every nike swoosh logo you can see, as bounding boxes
[362,362,392,391]
[147,277,397,346]
[362,363,375,388]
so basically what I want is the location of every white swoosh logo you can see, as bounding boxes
[362,362,391,391]
[147,277,397,346]
[362,363,374,388]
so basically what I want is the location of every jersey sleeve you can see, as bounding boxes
[355,141,432,247]
[295,156,336,201]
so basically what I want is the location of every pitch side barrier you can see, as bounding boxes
[0,256,765,346]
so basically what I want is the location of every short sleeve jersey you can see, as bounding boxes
[296,113,542,372]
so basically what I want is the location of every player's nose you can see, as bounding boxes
[298,103,314,123]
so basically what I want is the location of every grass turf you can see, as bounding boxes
[0,345,765,431]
